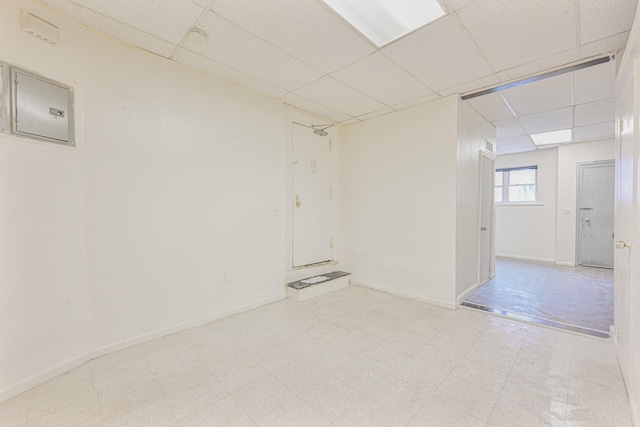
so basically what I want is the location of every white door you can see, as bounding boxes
[292,123,333,267]
[615,73,634,389]
[578,161,615,268]
[479,153,494,284]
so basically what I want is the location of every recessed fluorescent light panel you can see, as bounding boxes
[531,129,573,146]
[322,0,446,47]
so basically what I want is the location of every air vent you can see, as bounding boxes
[485,139,494,153]
[21,11,59,46]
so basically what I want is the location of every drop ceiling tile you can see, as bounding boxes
[500,145,536,154]
[574,121,615,142]
[440,74,502,97]
[573,61,615,105]
[581,32,630,58]
[210,0,375,73]
[331,54,433,106]
[357,107,396,121]
[393,94,442,110]
[70,0,204,43]
[493,118,527,139]
[184,12,323,92]
[519,107,573,134]
[441,0,476,12]
[42,0,177,56]
[497,49,579,82]
[501,73,573,116]
[341,118,361,125]
[575,99,616,127]
[281,94,351,123]
[497,135,535,150]
[173,49,288,98]
[382,15,493,92]
[458,0,577,71]
[580,0,639,44]
[465,93,514,122]
[294,76,386,117]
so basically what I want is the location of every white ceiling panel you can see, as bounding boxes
[184,12,323,92]
[331,54,433,106]
[493,118,527,139]
[496,135,535,150]
[573,61,616,105]
[497,49,578,82]
[502,73,574,117]
[457,0,577,71]
[465,92,514,122]
[281,93,351,123]
[294,76,386,117]
[580,0,639,44]
[574,122,615,142]
[210,0,375,74]
[439,74,501,97]
[70,0,204,44]
[575,98,616,127]
[392,94,442,110]
[341,118,362,126]
[442,0,476,12]
[41,0,177,57]
[172,49,288,98]
[519,107,574,134]
[581,32,630,58]
[382,15,493,91]
[357,107,396,121]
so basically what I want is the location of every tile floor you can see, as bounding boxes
[464,257,614,333]
[0,285,631,426]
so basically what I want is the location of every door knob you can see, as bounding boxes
[481,227,487,231]
[295,194,301,208]
[615,241,631,249]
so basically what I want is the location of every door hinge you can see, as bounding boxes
[330,236,334,248]
[620,120,624,133]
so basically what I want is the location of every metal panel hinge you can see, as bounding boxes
[620,120,624,133]
[330,236,334,249]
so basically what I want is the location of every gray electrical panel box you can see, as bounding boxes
[0,63,74,146]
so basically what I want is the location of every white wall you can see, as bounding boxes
[556,139,615,265]
[495,149,559,262]
[456,100,497,299]
[0,0,286,399]
[343,96,459,307]
[494,140,615,265]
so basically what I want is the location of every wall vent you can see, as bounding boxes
[485,139,494,153]
[21,11,59,46]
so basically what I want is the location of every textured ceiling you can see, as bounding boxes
[40,0,638,153]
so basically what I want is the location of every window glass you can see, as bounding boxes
[494,187,503,203]
[508,185,536,202]
[496,167,537,203]
[509,169,536,185]
[495,171,503,186]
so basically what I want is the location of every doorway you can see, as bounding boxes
[291,122,333,267]
[577,160,615,268]
[478,151,494,285]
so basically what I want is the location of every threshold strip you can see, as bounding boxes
[460,301,610,339]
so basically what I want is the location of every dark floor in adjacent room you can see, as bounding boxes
[463,257,614,334]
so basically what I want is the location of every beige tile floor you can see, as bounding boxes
[0,286,631,426]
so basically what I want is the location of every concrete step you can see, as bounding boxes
[286,271,351,302]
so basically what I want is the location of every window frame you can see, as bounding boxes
[495,166,538,204]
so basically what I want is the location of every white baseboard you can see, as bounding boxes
[457,282,479,306]
[0,293,286,403]
[632,396,639,427]
[350,279,456,310]
[555,261,576,267]
[496,254,556,263]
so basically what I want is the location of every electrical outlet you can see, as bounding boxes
[220,270,229,283]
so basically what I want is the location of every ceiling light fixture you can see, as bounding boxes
[321,0,446,47]
[531,129,573,146]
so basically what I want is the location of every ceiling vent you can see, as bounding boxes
[21,10,60,46]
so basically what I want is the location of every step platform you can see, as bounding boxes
[286,271,351,302]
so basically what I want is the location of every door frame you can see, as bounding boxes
[575,159,615,268]
[283,108,340,280]
[477,150,496,287]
